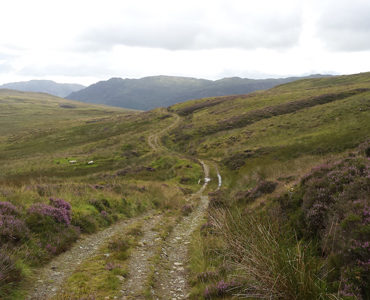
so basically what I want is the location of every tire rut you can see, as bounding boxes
[120,214,163,299]
[26,212,153,300]
[152,161,210,300]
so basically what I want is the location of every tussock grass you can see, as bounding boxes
[212,209,339,300]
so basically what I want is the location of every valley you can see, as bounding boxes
[0,73,369,299]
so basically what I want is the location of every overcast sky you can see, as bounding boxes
[1,0,370,85]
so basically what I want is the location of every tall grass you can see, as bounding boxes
[211,209,339,299]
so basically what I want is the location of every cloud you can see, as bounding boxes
[2,0,370,85]
[0,61,13,73]
[77,0,302,51]
[18,63,116,77]
[315,0,370,51]
[0,52,15,60]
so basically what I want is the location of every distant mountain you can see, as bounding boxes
[0,80,85,97]
[66,75,331,110]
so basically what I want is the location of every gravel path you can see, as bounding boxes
[147,113,180,152]
[26,213,152,300]
[152,161,210,300]
[120,214,163,299]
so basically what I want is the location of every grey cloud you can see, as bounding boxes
[0,53,14,60]
[0,49,19,61]
[77,12,302,51]
[19,63,116,77]
[0,61,14,73]
[316,1,370,51]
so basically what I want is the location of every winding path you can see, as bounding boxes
[151,161,210,300]
[147,113,220,299]
[147,112,180,152]
[26,111,221,300]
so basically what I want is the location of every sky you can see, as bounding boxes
[0,0,370,85]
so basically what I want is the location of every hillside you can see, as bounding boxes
[0,80,85,97]
[0,73,369,299]
[166,72,370,160]
[164,72,370,299]
[66,74,329,110]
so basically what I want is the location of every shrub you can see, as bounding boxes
[222,152,252,170]
[236,180,278,204]
[71,212,98,234]
[0,202,19,215]
[28,203,71,226]
[40,226,80,255]
[0,215,29,242]
[275,150,370,298]
[49,198,71,211]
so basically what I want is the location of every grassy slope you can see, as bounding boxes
[166,72,370,183]
[165,73,370,299]
[0,91,203,299]
[1,72,369,299]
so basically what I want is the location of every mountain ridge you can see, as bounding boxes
[66,74,331,110]
[0,79,85,98]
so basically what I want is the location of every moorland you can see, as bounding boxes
[0,72,369,299]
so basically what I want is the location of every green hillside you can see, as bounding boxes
[0,90,203,299]
[0,73,369,299]
[164,72,370,299]
[166,73,370,166]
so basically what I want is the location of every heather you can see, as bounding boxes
[0,198,78,297]
[28,199,72,226]
[0,215,29,243]
[0,202,19,216]
[235,180,277,204]
[276,149,370,298]
[188,144,369,299]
